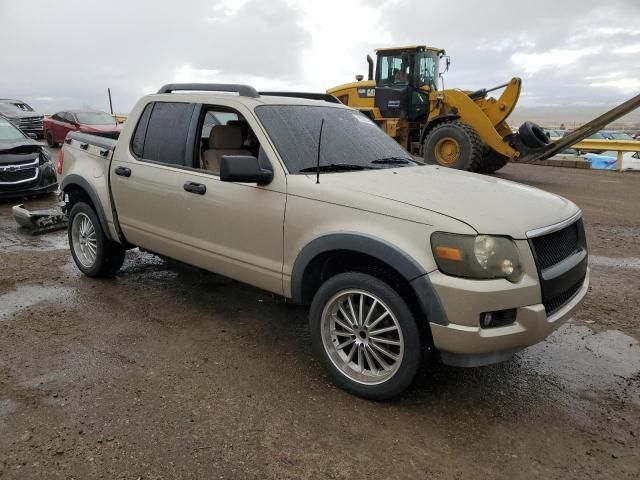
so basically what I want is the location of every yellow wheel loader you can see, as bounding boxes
[327,46,640,173]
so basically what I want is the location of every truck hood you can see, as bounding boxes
[320,165,578,238]
[0,141,41,164]
[0,110,42,120]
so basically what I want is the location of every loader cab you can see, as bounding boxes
[374,46,444,120]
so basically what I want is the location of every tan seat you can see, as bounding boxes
[203,125,252,173]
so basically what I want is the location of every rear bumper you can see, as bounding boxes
[427,269,589,367]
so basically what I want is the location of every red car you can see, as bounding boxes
[44,110,121,147]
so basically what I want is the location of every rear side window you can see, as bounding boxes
[130,101,195,166]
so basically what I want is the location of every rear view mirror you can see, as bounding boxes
[220,155,273,185]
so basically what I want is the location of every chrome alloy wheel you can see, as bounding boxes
[71,212,97,268]
[320,289,404,385]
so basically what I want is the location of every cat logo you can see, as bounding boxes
[357,88,375,98]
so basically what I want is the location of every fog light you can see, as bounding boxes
[480,309,517,328]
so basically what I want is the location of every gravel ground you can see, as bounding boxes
[0,160,639,479]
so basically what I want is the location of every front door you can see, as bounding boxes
[110,100,286,295]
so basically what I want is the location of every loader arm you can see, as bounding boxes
[438,89,519,158]
[517,93,640,163]
[478,78,522,127]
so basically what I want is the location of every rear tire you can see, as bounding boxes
[423,121,484,172]
[309,272,422,400]
[46,132,59,148]
[68,202,125,277]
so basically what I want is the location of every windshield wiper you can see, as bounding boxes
[299,163,375,173]
[371,156,415,165]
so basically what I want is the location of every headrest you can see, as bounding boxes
[210,124,243,149]
[227,120,249,140]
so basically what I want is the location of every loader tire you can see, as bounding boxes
[423,121,484,172]
[480,150,510,173]
[518,121,550,148]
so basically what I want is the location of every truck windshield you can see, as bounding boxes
[414,52,440,90]
[75,112,116,125]
[255,105,419,174]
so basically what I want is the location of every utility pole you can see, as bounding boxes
[108,88,114,115]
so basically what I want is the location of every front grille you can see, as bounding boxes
[530,220,580,269]
[10,116,43,133]
[529,218,588,316]
[0,168,37,183]
[0,160,39,184]
[543,275,585,315]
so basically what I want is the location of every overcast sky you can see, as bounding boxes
[1,0,639,115]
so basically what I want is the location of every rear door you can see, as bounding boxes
[109,100,286,294]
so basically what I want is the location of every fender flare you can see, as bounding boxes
[61,174,113,241]
[290,233,448,325]
[420,114,460,144]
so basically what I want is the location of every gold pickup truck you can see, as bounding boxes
[58,84,589,400]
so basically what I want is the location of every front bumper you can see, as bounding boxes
[0,163,58,199]
[426,268,590,367]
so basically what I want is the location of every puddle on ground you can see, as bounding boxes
[0,285,75,320]
[412,322,640,428]
[589,255,640,269]
[0,229,68,252]
[518,324,640,392]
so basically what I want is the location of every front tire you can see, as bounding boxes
[309,272,422,400]
[68,202,125,277]
[479,150,510,173]
[423,120,484,172]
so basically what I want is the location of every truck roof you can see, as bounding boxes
[150,84,346,108]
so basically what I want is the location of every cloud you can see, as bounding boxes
[0,0,638,115]
[511,48,600,75]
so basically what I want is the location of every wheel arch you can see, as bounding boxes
[290,233,448,329]
[61,174,113,241]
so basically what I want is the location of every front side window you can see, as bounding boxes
[415,52,439,89]
[255,105,419,174]
[196,106,262,174]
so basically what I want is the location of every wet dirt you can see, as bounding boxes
[0,163,638,479]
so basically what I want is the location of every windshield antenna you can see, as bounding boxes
[316,118,325,184]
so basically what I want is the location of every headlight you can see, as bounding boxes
[431,232,523,282]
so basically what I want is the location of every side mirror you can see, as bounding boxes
[27,133,38,139]
[220,155,273,185]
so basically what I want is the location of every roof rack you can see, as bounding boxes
[259,91,342,104]
[157,83,259,98]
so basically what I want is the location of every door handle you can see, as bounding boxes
[114,166,131,177]
[183,181,206,195]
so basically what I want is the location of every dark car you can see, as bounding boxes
[0,99,44,139]
[44,110,121,147]
[0,116,57,199]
